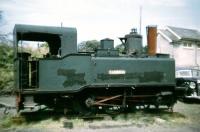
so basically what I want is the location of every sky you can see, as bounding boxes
[0,0,200,45]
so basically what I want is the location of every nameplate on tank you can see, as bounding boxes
[108,70,126,75]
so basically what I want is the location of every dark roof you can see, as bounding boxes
[14,24,76,36]
[159,26,200,42]
[168,26,200,41]
[13,24,77,42]
[159,29,179,41]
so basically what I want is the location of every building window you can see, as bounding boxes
[183,43,192,48]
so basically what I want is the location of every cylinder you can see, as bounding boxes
[147,26,157,56]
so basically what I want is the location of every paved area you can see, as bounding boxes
[0,95,16,118]
[0,95,16,107]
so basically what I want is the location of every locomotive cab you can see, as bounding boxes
[13,24,77,91]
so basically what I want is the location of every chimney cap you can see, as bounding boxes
[146,25,157,28]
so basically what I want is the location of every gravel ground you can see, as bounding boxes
[0,95,16,118]
[0,96,200,132]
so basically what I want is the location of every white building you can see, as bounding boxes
[157,26,200,69]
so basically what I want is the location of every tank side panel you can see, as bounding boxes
[92,57,175,86]
[39,55,92,91]
[39,56,175,92]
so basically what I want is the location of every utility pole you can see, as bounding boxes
[61,22,63,28]
[139,6,142,35]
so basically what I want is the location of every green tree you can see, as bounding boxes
[115,44,125,54]
[0,41,50,93]
[0,43,14,93]
[78,40,100,52]
[143,45,148,53]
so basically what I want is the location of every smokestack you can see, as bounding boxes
[146,25,157,56]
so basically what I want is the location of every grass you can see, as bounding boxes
[0,115,13,128]
[0,101,199,130]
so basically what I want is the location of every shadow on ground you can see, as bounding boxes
[16,107,186,125]
[19,110,63,123]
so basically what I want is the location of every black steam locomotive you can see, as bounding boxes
[13,24,183,114]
